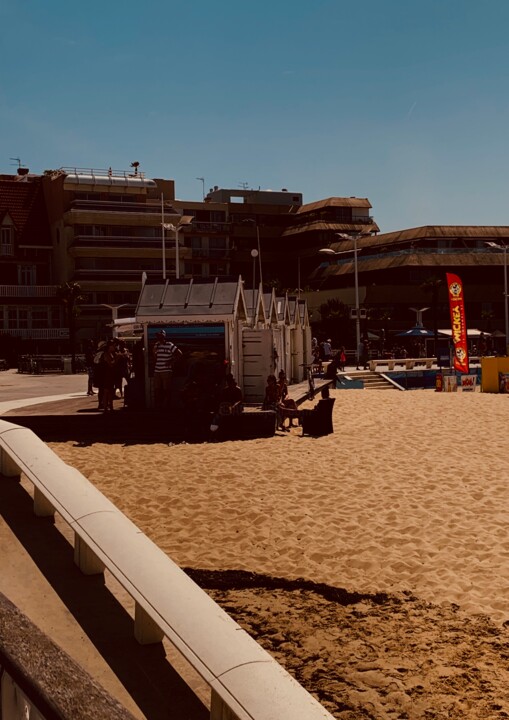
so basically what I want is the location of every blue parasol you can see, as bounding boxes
[395,327,445,337]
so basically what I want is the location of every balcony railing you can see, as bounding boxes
[0,245,14,256]
[67,200,165,215]
[191,221,230,233]
[72,234,163,246]
[0,286,59,297]
[0,328,69,339]
[61,166,147,179]
[190,248,230,259]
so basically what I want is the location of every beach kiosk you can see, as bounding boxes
[135,277,248,408]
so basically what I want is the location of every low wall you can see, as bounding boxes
[0,591,136,720]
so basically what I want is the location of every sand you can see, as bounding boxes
[49,389,509,719]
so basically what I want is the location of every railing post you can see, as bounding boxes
[210,689,242,720]
[33,487,55,517]
[0,448,21,480]
[73,533,105,575]
[134,602,164,645]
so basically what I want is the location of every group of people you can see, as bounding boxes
[85,338,132,412]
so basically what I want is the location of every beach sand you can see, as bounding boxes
[50,389,509,719]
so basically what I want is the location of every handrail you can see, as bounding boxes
[0,420,334,720]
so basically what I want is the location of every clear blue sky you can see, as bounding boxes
[2,0,509,232]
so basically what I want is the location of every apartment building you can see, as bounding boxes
[0,169,63,360]
[0,164,380,355]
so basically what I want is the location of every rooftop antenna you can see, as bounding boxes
[10,157,21,169]
[238,181,249,190]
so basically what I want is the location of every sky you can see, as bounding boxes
[2,0,509,232]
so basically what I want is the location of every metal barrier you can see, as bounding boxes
[0,420,334,720]
[18,355,87,374]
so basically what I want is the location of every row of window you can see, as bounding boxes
[0,306,61,329]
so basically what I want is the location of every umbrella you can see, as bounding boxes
[395,327,443,338]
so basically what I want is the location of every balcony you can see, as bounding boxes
[0,328,69,339]
[72,234,163,248]
[0,286,59,297]
[190,248,230,259]
[191,221,230,233]
[0,245,14,256]
[67,200,165,215]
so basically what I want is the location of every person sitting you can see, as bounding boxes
[219,373,243,415]
[277,370,299,428]
[299,386,335,437]
[262,374,286,431]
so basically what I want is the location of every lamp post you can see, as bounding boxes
[162,216,194,280]
[319,232,364,368]
[251,248,259,327]
[101,304,128,338]
[242,218,263,289]
[486,241,509,354]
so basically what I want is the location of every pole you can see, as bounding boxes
[256,224,263,289]
[252,255,256,327]
[353,236,361,369]
[161,193,166,280]
[297,256,301,300]
[505,245,508,355]
[175,227,180,280]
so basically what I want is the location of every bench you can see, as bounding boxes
[369,358,435,372]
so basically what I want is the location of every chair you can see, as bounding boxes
[301,398,335,437]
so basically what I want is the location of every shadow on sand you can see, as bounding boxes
[0,476,207,720]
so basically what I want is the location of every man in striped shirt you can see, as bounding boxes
[153,330,182,409]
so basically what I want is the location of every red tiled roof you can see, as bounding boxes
[0,175,51,244]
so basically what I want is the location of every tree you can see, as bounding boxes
[317,298,351,344]
[56,282,87,373]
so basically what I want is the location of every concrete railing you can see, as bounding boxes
[368,357,436,372]
[0,420,334,720]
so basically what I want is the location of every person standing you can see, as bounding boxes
[153,330,182,409]
[360,335,370,370]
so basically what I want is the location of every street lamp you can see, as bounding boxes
[485,241,509,354]
[242,218,263,289]
[319,232,364,368]
[163,217,194,279]
[251,249,259,327]
[101,304,128,338]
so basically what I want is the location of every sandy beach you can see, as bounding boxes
[50,389,509,719]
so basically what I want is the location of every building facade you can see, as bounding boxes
[309,226,509,348]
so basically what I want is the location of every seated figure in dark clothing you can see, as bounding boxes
[219,373,243,415]
[300,386,335,437]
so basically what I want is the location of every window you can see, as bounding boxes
[18,265,36,285]
[184,262,203,276]
[210,237,226,249]
[209,262,227,276]
[1,227,13,255]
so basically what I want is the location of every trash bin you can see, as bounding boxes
[62,357,72,374]
[435,372,443,392]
